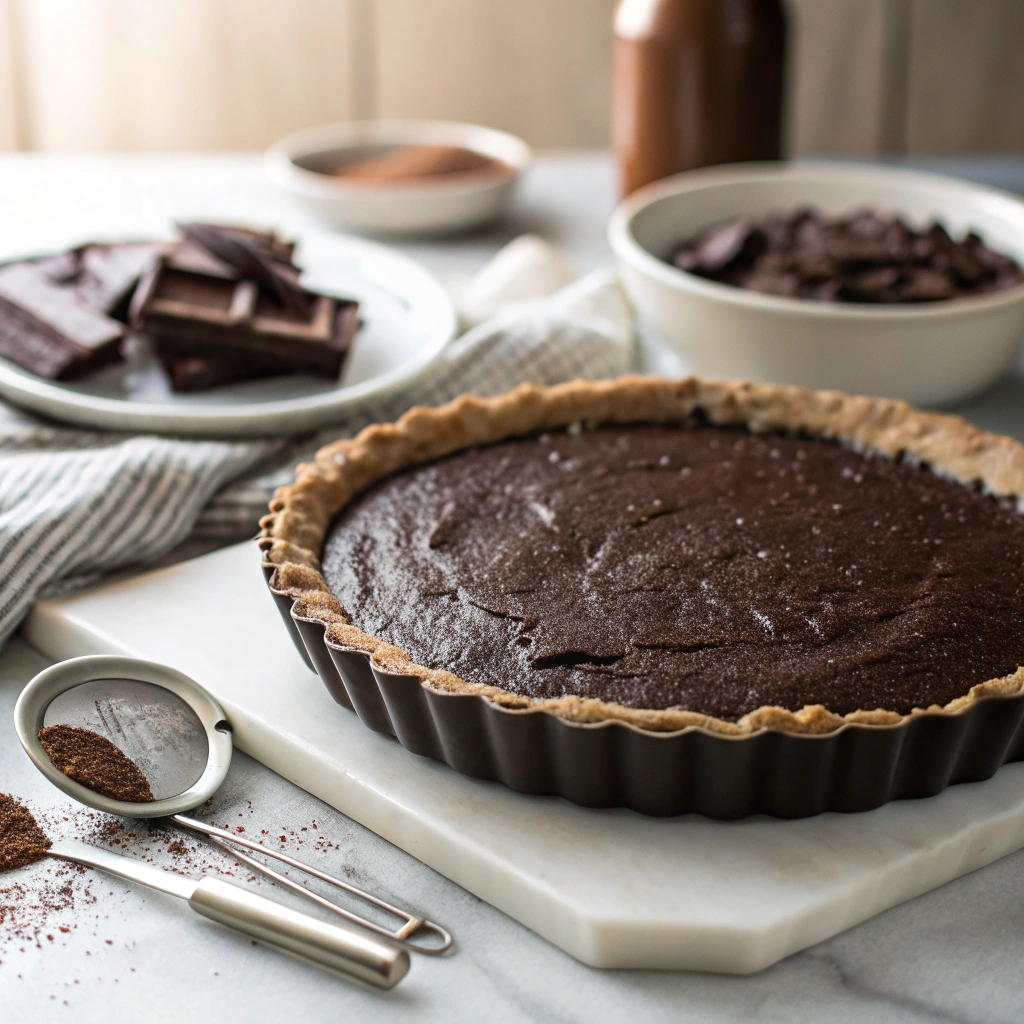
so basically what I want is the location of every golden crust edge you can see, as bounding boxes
[258,376,1024,737]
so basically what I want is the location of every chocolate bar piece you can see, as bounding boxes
[0,227,352,389]
[131,230,359,388]
[35,242,164,316]
[0,261,127,379]
[158,352,291,392]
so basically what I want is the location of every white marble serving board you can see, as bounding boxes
[22,542,1024,974]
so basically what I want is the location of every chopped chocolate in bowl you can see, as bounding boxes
[38,725,155,804]
[0,793,51,873]
[669,207,1024,303]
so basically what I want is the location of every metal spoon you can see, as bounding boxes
[43,838,408,987]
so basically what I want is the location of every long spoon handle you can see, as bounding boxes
[48,839,409,988]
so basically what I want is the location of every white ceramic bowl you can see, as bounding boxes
[609,162,1024,405]
[266,119,531,236]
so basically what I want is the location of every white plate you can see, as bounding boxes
[0,230,458,437]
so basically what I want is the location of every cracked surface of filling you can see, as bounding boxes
[320,424,1024,721]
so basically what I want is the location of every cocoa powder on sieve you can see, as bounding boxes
[0,793,51,873]
[38,726,155,804]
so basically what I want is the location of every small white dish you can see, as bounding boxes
[609,162,1024,406]
[0,229,457,437]
[265,119,532,236]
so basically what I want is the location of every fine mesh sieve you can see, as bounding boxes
[15,654,451,956]
[42,678,210,801]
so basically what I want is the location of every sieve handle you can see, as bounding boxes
[189,877,410,988]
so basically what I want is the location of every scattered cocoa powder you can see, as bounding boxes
[0,794,51,873]
[0,793,356,975]
[38,726,155,803]
[0,806,223,963]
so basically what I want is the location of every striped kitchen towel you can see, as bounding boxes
[0,239,635,648]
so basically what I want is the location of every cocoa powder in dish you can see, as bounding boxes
[0,794,51,873]
[329,145,504,184]
[39,726,155,804]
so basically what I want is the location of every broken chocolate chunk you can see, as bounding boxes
[158,354,280,392]
[675,218,755,274]
[33,242,164,316]
[72,243,165,315]
[0,261,126,379]
[0,224,360,391]
[669,207,1024,304]
[131,256,359,382]
[178,223,310,316]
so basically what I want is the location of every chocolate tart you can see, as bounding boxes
[259,378,1024,817]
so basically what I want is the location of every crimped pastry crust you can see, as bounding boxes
[259,377,1024,736]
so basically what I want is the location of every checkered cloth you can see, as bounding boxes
[0,238,635,648]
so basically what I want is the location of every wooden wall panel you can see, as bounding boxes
[784,0,906,157]
[372,0,617,148]
[0,0,1022,155]
[905,0,1024,155]
[13,0,359,150]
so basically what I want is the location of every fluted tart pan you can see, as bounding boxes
[259,378,1024,818]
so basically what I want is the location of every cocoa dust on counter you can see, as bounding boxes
[0,793,51,873]
[0,810,205,962]
[38,726,155,803]
[0,795,346,975]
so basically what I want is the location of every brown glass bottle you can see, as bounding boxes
[613,0,787,197]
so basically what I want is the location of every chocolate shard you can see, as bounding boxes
[791,249,837,281]
[947,244,987,285]
[178,222,311,317]
[880,221,912,262]
[840,266,902,302]
[694,218,754,273]
[741,269,800,297]
[159,353,292,392]
[897,268,957,302]
[170,225,294,279]
[670,206,1024,304]
[0,261,125,379]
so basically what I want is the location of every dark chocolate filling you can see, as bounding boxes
[321,425,1024,721]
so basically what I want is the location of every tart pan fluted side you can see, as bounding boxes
[263,564,1024,819]
[259,378,1024,818]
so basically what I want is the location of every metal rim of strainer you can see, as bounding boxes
[15,655,234,818]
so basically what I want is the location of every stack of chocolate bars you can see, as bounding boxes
[0,224,359,392]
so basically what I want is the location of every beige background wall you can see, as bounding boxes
[0,0,1021,154]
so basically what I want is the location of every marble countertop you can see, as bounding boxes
[2,152,1024,1024]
